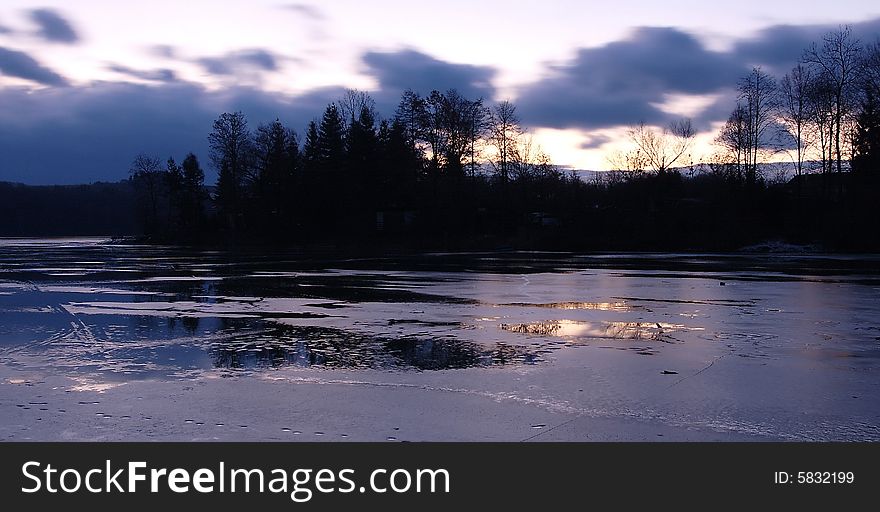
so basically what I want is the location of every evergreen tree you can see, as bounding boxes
[165,156,183,234]
[852,88,880,174]
[318,104,345,172]
[179,153,206,235]
[346,105,378,172]
[208,111,251,229]
[302,119,320,173]
[253,119,298,232]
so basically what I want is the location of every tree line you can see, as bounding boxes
[130,87,577,246]
[606,26,880,187]
[713,26,880,187]
[129,26,880,251]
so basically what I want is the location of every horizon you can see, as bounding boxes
[0,160,834,187]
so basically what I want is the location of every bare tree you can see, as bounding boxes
[338,89,376,128]
[605,147,650,183]
[509,133,551,182]
[779,64,815,179]
[705,151,742,183]
[488,100,522,183]
[627,118,695,174]
[129,153,165,234]
[803,26,863,176]
[420,89,483,177]
[807,72,837,175]
[130,153,163,176]
[716,104,750,180]
[467,99,488,178]
[738,67,778,185]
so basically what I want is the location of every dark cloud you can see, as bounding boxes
[733,25,817,73]
[2,47,503,185]
[362,49,496,102]
[517,19,880,133]
[516,27,746,131]
[579,133,613,150]
[1,48,499,185]
[691,90,739,131]
[0,81,343,185]
[28,9,79,44]
[0,46,67,86]
[107,64,177,83]
[734,18,880,75]
[0,23,12,35]
[284,3,325,21]
[197,49,279,76]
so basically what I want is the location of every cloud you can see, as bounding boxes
[28,9,79,44]
[0,46,501,185]
[284,3,325,21]
[196,49,279,76]
[733,18,880,75]
[282,3,328,41]
[107,64,177,82]
[149,45,177,59]
[362,49,496,103]
[5,15,880,185]
[733,25,817,73]
[0,46,67,86]
[516,18,880,133]
[516,27,746,132]
[579,133,613,150]
[0,81,343,185]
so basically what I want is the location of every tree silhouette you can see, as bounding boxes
[394,89,426,154]
[627,119,695,174]
[343,104,378,231]
[717,104,750,182]
[803,27,862,177]
[209,111,251,230]
[852,87,880,174]
[338,89,376,128]
[253,119,298,235]
[738,67,777,186]
[129,153,165,236]
[112,32,880,253]
[179,153,206,234]
[807,71,837,176]
[779,64,815,180]
[317,104,345,170]
[488,100,521,184]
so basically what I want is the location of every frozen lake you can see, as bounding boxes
[1,238,879,441]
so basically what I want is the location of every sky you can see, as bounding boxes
[1,1,879,184]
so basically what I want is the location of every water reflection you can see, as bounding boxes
[499,320,702,341]
[6,308,542,376]
[502,301,635,311]
[7,239,875,382]
[208,325,540,371]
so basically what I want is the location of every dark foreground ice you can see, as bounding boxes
[1,238,879,441]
